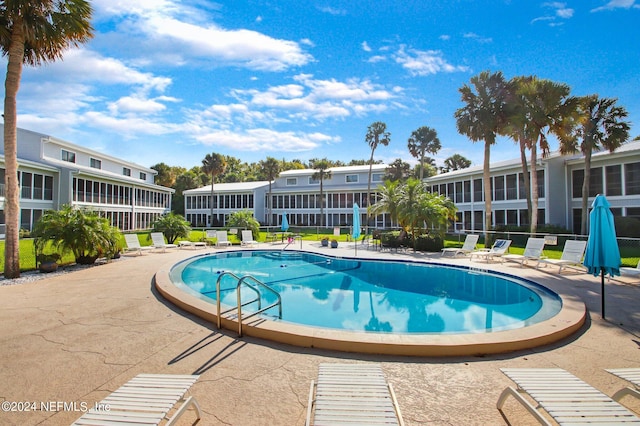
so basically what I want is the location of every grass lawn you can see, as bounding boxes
[2,231,638,275]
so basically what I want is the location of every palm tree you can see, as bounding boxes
[407,126,441,180]
[201,153,227,227]
[385,158,411,182]
[365,122,390,230]
[1,0,93,278]
[454,71,509,243]
[259,157,281,225]
[442,154,472,172]
[370,180,402,227]
[309,158,332,227]
[502,76,534,221]
[558,95,630,234]
[512,77,572,234]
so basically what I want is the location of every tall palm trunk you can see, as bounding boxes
[366,149,374,233]
[319,174,324,227]
[209,174,215,226]
[3,21,26,278]
[580,147,593,235]
[518,136,533,223]
[482,140,493,245]
[530,144,539,234]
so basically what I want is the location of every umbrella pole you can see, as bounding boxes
[601,270,605,319]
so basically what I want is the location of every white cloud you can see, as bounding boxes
[146,17,312,71]
[317,6,347,15]
[463,32,493,43]
[591,0,640,11]
[394,46,469,76]
[439,35,451,41]
[362,41,372,52]
[367,55,387,63]
[534,2,575,24]
[194,128,331,152]
[108,95,179,116]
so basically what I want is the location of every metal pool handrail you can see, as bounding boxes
[215,271,282,336]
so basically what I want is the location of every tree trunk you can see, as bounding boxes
[319,174,324,227]
[209,174,215,227]
[580,148,593,235]
[419,152,425,180]
[3,22,26,279]
[483,140,493,246]
[530,144,539,235]
[366,148,374,233]
[518,137,533,224]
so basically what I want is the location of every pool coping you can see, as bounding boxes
[154,249,587,357]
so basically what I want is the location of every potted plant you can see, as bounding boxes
[321,237,329,247]
[36,253,61,273]
[330,239,339,248]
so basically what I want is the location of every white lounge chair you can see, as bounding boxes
[241,230,258,247]
[537,239,587,273]
[497,368,640,425]
[470,239,512,263]
[178,240,206,249]
[123,234,153,256]
[150,232,178,252]
[216,230,232,248]
[306,363,404,426]
[204,229,217,245]
[441,234,479,257]
[72,373,202,426]
[620,260,640,279]
[502,237,546,267]
[607,368,640,405]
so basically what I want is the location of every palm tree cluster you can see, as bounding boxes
[455,71,630,239]
[371,178,457,251]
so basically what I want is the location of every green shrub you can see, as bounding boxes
[151,213,191,244]
[414,234,444,252]
[31,205,121,265]
[227,210,260,240]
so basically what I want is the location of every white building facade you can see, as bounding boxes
[425,141,640,234]
[0,125,173,233]
[183,164,390,228]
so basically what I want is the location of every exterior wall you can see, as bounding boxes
[1,125,173,233]
[425,142,640,234]
[183,165,389,229]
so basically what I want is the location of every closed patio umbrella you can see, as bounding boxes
[281,212,289,232]
[583,194,620,319]
[352,203,361,254]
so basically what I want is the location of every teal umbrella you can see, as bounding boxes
[583,194,620,319]
[352,203,361,254]
[281,212,289,232]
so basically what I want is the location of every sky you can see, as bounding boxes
[3,0,640,171]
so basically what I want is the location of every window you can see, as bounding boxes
[463,180,471,202]
[625,162,640,195]
[372,173,383,182]
[286,178,297,186]
[473,178,483,202]
[123,167,131,177]
[536,169,545,198]
[90,158,101,169]
[140,172,146,180]
[494,175,505,201]
[455,181,462,203]
[589,167,603,196]
[345,174,358,183]
[506,174,517,200]
[606,165,622,196]
[61,149,75,163]
[572,169,584,198]
[308,176,319,185]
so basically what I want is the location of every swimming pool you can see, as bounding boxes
[169,250,561,335]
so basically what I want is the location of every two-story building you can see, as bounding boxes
[424,141,640,234]
[183,164,389,228]
[0,125,173,234]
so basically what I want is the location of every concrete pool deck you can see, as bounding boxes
[1,240,639,425]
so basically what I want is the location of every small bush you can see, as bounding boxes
[414,234,444,252]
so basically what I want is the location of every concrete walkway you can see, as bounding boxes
[1,241,639,425]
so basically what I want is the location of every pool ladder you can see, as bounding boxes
[215,272,282,337]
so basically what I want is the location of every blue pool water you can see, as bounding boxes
[170,250,562,334]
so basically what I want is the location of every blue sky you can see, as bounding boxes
[4,0,640,170]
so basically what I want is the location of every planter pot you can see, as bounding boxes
[39,262,58,273]
[76,255,99,265]
[321,239,329,247]
[330,241,338,248]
